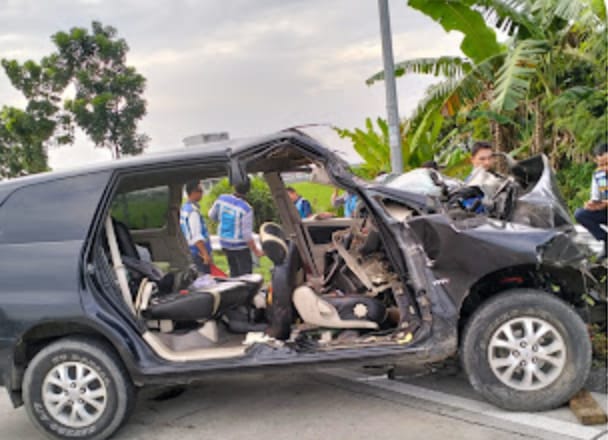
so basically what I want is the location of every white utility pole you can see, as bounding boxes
[378,0,403,174]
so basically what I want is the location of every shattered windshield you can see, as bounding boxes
[385,168,461,196]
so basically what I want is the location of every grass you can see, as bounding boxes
[289,182,337,214]
[212,251,273,283]
[201,181,338,217]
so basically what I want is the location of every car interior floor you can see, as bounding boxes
[154,322,246,351]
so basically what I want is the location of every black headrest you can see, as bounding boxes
[260,222,288,265]
[261,222,286,241]
[113,219,139,260]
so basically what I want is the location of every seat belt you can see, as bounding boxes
[105,216,136,315]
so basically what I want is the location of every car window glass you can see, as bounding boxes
[0,172,110,244]
[110,186,169,230]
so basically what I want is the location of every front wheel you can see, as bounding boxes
[461,289,591,411]
[22,337,135,440]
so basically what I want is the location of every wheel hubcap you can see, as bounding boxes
[42,361,107,428]
[488,316,566,391]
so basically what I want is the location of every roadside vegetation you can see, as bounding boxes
[344,0,607,367]
[590,324,608,368]
[338,0,607,208]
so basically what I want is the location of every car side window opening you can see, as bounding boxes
[95,151,409,348]
[111,185,170,231]
[92,140,446,380]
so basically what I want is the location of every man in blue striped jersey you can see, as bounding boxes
[209,181,264,276]
[180,181,212,274]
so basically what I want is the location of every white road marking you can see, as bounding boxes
[327,369,607,440]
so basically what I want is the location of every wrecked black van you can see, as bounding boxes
[0,129,600,440]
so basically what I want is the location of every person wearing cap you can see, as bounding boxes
[209,181,264,276]
[180,180,213,274]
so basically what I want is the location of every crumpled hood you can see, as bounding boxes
[512,155,572,229]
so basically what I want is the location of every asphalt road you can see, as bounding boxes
[1,366,606,440]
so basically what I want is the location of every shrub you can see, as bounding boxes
[556,162,595,214]
[590,324,608,367]
[289,182,337,214]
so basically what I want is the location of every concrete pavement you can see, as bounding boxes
[1,367,606,440]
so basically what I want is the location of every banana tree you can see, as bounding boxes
[368,0,606,158]
[334,115,466,178]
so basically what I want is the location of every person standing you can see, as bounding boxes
[575,142,608,258]
[286,187,313,219]
[180,181,212,274]
[331,189,358,218]
[209,181,264,277]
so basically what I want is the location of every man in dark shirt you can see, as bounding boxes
[575,142,608,258]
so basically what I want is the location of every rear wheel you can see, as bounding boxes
[461,289,591,411]
[23,337,135,440]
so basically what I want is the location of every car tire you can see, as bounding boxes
[22,337,135,440]
[461,289,591,411]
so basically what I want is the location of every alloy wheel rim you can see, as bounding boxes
[487,316,567,391]
[42,361,108,428]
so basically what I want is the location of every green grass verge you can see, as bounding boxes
[212,251,273,283]
[201,181,338,223]
[289,182,336,213]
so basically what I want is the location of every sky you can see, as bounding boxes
[0,0,463,170]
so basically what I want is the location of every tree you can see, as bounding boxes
[335,116,469,178]
[363,0,605,213]
[0,56,73,178]
[0,107,51,178]
[1,20,148,175]
[367,0,606,161]
[53,21,149,158]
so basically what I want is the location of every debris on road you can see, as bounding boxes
[569,389,608,425]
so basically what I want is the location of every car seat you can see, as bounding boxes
[293,287,386,330]
[106,218,262,323]
[260,221,386,335]
[260,222,288,265]
[109,219,182,295]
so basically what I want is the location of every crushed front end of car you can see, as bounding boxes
[370,153,604,321]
